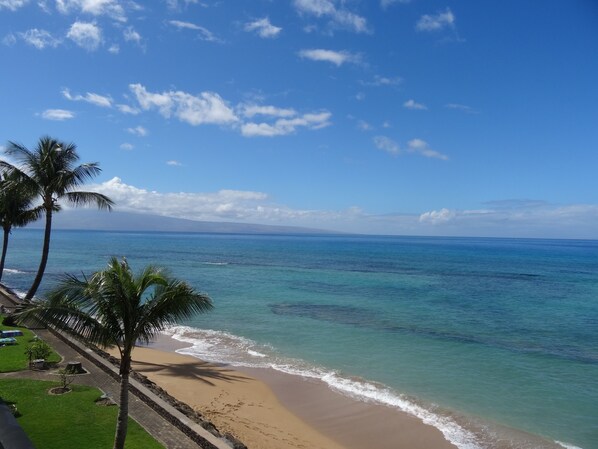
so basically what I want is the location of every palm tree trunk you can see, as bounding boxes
[113,357,131,449]
[25,208,52,300]
[0,226,9,282]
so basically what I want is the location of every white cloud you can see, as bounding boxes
[0,0,29,10]
[366,75,402,87]
[127,126,147,136]
[299,49,360,66]
[130,83,238,126]
[374,137,448,160]
[419,208,456,224]
[373,136,400,155]
[407,138,448,160]
[168,20,221,42]
[20,29,61,49]
[166,160,182,166]
[62,88,112,107]
[381,0,410,9]
[294,0,369,34]
[123,26,141,44]
[41,109,75,120]
[108,43,119,54]
[241,111,331,137]
[416,8,455,32]
[403,99,427,110]
[67,21,102,51]
[244,17,282,38]
[56,0,126,22]
[120,143,134,150]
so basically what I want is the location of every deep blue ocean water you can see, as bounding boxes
[3,229,597,449]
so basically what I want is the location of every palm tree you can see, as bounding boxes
[18,257,213,449]
[0,172,43,281]
[1,136,113,300]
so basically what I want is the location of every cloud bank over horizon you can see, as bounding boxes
[76,178,598,239]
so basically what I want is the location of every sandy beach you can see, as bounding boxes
[114,335,457,449]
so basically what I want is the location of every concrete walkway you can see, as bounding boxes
[0,288,234,449]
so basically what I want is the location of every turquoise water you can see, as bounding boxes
[4,230,598,448]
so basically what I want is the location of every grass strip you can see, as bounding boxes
[0,378,164,449]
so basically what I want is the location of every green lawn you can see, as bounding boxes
[0,379,164,449]
[0,316,61,372]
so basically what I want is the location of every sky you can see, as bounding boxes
[1,0,597,238]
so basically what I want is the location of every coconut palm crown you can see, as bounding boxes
[0,172,43,281]
[1,136,113,299]
[18,257,213,449]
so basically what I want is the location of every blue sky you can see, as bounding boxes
[1,0,597,238]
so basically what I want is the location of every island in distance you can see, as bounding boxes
[26,209,338,236]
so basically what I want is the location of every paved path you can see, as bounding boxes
[0,287,234,449]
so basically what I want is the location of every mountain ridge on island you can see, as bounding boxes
[26,209,340,235]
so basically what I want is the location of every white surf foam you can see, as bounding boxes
[3,268,25,274]
[556,442,584,449]
[162,325,483,449]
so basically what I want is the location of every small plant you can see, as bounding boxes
[2,314,17,326]
[57,368,74,391]
[24,339,52,367]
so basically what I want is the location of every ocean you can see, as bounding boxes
[4,229,597,449]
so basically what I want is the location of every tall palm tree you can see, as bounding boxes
[0,172,43,281]
[1,136,113,300]
[18,257,213,449]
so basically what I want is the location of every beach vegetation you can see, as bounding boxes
[16,257,213,449]
[0,378,164,449]
[0,171,42,282]
[0,136,114,300]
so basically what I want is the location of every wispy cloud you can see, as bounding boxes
[416,8,455,32]
[67,21,102,51]
[0,0,29,11]
[407,138,448,160]
[380,0,410,9]
[62,88,112,107]
[123,26,142,44]
[365,75,402,87]
[240,104,296,118]
[117,104,139,115]
[20,29,61,49]
[299,49,361,66]
[403,99,427,110]
[373,136,400,155]
[127,125,147,136]
[294,0,369,34]
[374,136,448,160]
[41,109,75,120]
[166,160,182,166]
[168,20,221,42]
[241,111,331,137]
[445,103,478,114]
[244,17,282,38]
[120,143,134,150]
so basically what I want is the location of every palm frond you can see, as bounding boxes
[63,191,114,210]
